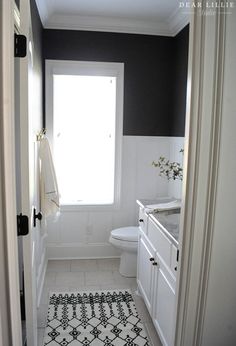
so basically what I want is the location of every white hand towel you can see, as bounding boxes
[39,138,60,218]
[144,200,181,214]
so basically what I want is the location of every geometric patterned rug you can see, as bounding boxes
[43,289,150,345]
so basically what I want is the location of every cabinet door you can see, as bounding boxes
[137,235,154,313]
[138,207,148,234]
[152,266,176,346]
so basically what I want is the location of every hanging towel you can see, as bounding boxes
[144,200,181,214]
[39,137,60,218]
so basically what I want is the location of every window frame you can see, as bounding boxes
[45,59,124,211]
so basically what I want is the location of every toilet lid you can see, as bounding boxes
[111,227,139,242]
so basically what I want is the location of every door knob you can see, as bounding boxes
[33,208,42,227]
[139,219,144,222]
[149,257,155,261]
[152,262,158,266]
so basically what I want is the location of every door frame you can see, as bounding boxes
[0,2,228,346]
[175,5,226,346]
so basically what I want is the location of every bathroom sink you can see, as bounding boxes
[165,213,180,223]
[151,212,180,243]
[137,198,181,244]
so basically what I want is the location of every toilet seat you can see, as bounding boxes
[111,227,138,242]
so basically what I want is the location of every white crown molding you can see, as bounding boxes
[168,7,190,36]
[35,0,52,26]
[35,1,189,37]
[44,13,173,36]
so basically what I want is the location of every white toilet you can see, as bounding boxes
[109,226,139,277]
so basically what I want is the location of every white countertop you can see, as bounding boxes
[137,198,181,246]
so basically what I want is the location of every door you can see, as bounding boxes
[16,0,42,344]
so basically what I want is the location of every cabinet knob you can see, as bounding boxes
[139,219,144,223]
[174,266,177,271]
[149,257,154,262]
[152,262,158,266]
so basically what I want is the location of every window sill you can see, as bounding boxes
[60,203,120,212]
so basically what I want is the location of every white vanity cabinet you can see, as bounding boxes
[137,204,179,346]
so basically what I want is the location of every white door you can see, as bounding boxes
[17,0,42,344]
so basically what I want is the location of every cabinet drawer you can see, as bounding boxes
[148,218,171,267]
[139,208,148,234]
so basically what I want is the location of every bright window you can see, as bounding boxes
[46,60,124,207]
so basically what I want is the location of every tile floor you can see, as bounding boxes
[37,259,162,346]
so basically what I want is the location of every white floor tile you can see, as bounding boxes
[144,321,162,346]
[97,258,120,271]
[44,272,56,287]
[113,270,137,286]
[84,271,100,285]
[98,271,114,284]
[37,328,45,346]
[55,271,85,287]
[48,285,76,295]
[85,271,114,285]
[71,259,98,272]
[69,285,102,293]
[47,260,71,272]
[37,304,48,328]
[38,328,45,346]
[40,286,50,305]
[133,296,152,322]
[100,283,130,291]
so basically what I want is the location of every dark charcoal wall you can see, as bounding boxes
[43,27,189,136]
[15,0,20,9]
[30,0,43,117]
[171,25,189,136]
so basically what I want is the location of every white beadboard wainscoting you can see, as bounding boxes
[45,136,184,260]
[168,136,185,199]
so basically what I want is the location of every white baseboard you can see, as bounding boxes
[36,249,48,308]
[46,242,121,260]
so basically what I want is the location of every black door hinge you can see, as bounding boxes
[17,214,29,236]
[14,34,27,58]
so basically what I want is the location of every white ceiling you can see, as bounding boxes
[35,0,189,36]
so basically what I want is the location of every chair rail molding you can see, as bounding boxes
[175,4,227,346]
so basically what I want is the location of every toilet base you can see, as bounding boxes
[119,251,137,277]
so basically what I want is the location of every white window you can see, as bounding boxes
[46,60,124,208]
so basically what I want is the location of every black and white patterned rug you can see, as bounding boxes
[43,289,150,346]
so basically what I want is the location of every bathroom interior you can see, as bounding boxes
[15,0,190,345]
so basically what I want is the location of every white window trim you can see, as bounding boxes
[45,59,124,211]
